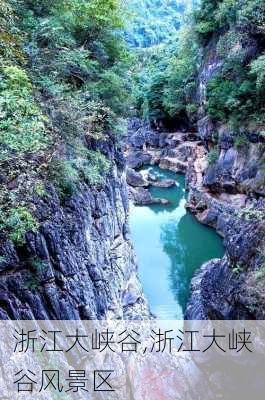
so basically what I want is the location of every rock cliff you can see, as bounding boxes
[0,136,149,320]
[185,35,265,319]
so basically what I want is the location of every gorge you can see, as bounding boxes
[130,165,224,320]
[0,0,264,322]
[126,122,225,320]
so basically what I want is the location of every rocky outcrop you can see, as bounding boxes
[127,118,160,148]
[126,168,148,187]
[129,186,170,206]
[159,156,187,173]
[151,179,175,188]
[126,120,201,175]
[203,136,265,196]
[184,36,265,319]
[126,151,152,169]
[186,203,265,319]
[0,138,149,320]
[184,138,265,318]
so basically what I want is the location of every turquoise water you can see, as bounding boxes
[130,166,225,319]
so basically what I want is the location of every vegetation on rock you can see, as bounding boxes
[0,0,264,313]
[0,0,129,244]
[132,0,265,134]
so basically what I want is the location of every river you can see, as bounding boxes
[130,165,225,319]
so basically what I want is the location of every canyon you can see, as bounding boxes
[126,117,265,319]
[0,0,264,322]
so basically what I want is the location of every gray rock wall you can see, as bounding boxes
[0,142,149,320]
[185,36,265,320]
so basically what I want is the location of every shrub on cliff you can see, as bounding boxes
[194,0,265,127]
[207,148,219,164]
[0,0,131,247]
[0,66,50,162]
[250,55,265,92]
[206,75,255,123]
[49,147,110,198]
[0,207,39,245]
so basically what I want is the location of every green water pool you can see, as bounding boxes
[129,166,225,319]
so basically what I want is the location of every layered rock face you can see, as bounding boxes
[185,39,265,319]
[186,184,265,319]
[0,138,149,320]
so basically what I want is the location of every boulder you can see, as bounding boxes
[126,168,148,188]
[159,157,187,173]
[129,187,170,206]
[197,116,215,142]
[150,179,176,188]
[127,118,160,148]
[145,131,160,147]
[126,151,152,169]
[147,172,158,182]
[158,133,168,148]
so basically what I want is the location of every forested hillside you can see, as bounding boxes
[127,0,198,128]
[134,0,265,136]
[0,0,130,245]
[125,0,187,48]
[132,25,199,128]
[0,0,151,320]
[0,0,264,320]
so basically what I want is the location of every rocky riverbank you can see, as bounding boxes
[125,118,265,319]
[185,138,265,318]
[184,30,265,319]
[125,119,199,206]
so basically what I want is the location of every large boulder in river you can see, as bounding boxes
[127,151,152,169]
[129,187,170,206]
[147,172,158,182]
[150,179,176,188]
[126,168,148,188]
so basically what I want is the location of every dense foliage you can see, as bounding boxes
[133,29,199,128]
[0,0,130,244]
[125,0,187,48]
[133,0,265,133]
[0,65,49,161]
[1,0,265,245]
[131,2,199,128]
[197,0,265,130]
